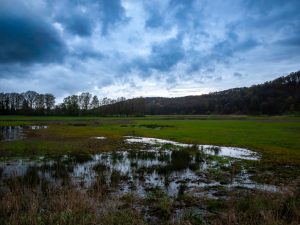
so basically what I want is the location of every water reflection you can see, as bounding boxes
[0,130,275,198]
[0,145,276,198]
[0,126,48,141]
[0,126,25,141]
[125,136,260,160]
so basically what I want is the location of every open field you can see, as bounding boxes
[1,115,300,224]
[1,115,300,163]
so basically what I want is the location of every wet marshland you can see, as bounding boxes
[0,125,48,142]
[2,125,299,225]
[0,126,279,199]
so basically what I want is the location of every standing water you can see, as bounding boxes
[0,125,48,142]
[0,134,278,199]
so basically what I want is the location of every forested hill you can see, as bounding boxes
[96,71,300,115]
[1,71,299,116]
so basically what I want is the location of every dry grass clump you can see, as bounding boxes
[212,180,300,225]
[1,176,300,225]
[0,176,145,225]
[0,178,96,225]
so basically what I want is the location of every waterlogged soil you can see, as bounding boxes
[0,135,279,199]
[0,125,48,142]
[125,136,260,160]
[0,126,293,224]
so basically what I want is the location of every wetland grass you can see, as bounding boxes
[1,115,300,164]
[0,115,300,224]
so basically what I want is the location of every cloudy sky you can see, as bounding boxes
[0,0,299,101]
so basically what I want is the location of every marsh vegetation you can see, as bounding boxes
[0,116,299,224]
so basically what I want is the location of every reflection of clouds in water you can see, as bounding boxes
[91,136,106,140]
[0,133,275,200]
[0,126,25,141]
[0,126,48,142]
[125,136,260,160]
[1,149,273,199]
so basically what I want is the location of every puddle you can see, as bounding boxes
[201,145,259,160]
[91,136,107,140]
[125,136,188,146]
[125,136,260,160]
[0,142,277,199]
[0,130,278,200]
[0,126,48,142]
[0,126,25,142]
[29,125,48,130]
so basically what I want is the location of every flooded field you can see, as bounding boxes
[0,123,299,225]
[0,125,47,142]
[0,128,277,199]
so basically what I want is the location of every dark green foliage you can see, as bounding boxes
[97,71,300,115]
[145,71,300,115]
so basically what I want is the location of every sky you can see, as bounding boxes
[0,0,299,101]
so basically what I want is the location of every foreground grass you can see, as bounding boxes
[1,175,299,225]
[0,179,146,225]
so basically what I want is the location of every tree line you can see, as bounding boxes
[96,71,300,115]
[1,71,299,116]
[0,91,55,115]
[55,94,127,116]
[0,91,127,116]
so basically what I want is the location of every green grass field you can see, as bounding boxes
[1,115,300,164]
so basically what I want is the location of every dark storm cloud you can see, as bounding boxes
[50,0,127,36]
[0,64,30,79]
[0,0,300,99]
[0,0,127,66]
[132,36,185,74]
[56,10,94,37]
[145,0,200,29]
[0,10,66,64]
[98,0,127,35]
[211,35,260,61]
[145,8,165,29]
[275,37,300,47]
[147,36,184,71]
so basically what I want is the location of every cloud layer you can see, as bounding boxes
[0,0,299,100]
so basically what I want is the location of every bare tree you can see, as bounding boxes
[16,94,24,110]
[23,91,38,109]
[117,97,126,102]
[8,93,18,111]
[79,92,92,110]
[35,94,45,111]
[63,95,79,115]
[45,94,55,111]
[90,95,100,109]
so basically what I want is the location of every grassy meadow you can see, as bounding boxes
[1,115,299,164]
